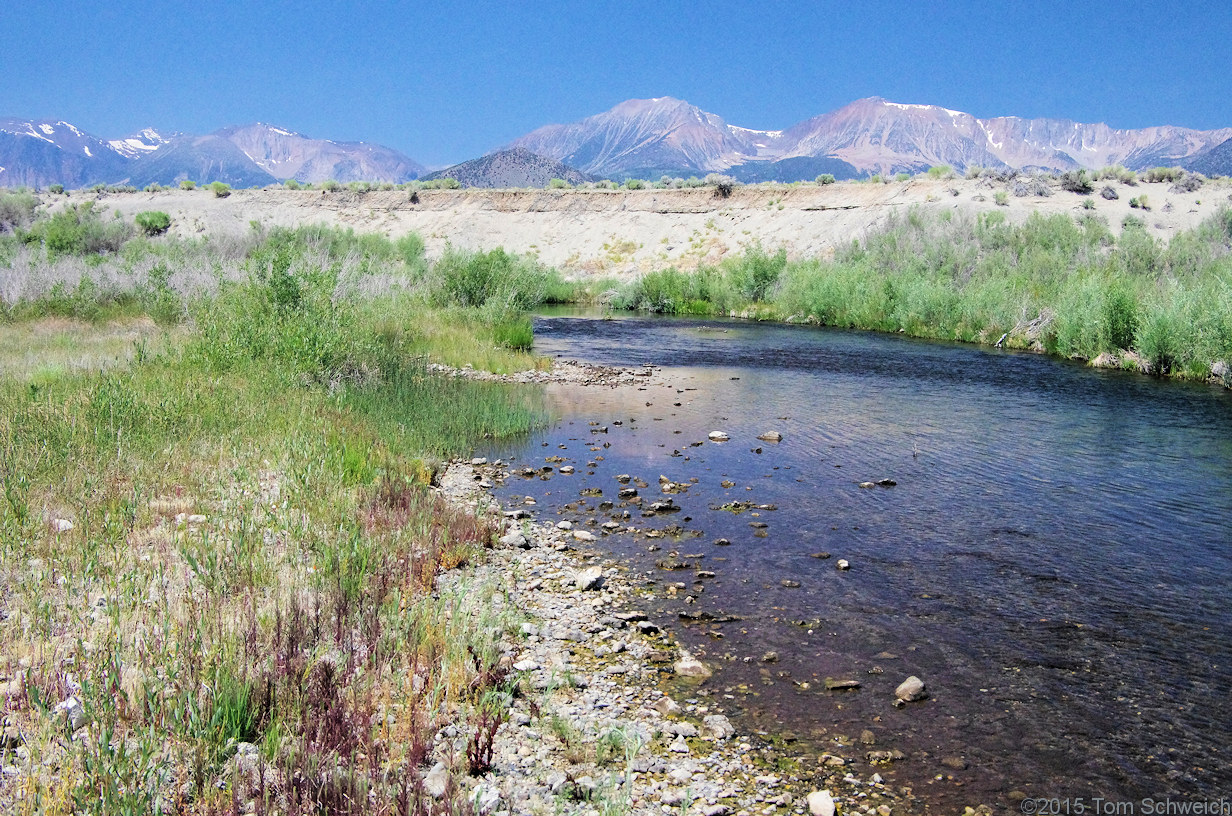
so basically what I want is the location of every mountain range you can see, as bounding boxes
[2,97,1230,189]
[0,119,425,189]
[511,96,1232,180]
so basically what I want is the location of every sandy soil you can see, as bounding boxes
[54,177,1231,278]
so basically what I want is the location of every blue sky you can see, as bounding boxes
[3,1,1230,167]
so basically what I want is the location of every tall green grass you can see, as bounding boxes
[0,221,549,812]
[606,208,1232,379]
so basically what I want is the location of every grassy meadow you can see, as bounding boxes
[0,205,567,813]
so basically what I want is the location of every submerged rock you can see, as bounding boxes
[674,650,712,679]
[894,675,927,704]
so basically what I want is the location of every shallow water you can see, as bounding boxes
[484,313,1232,811]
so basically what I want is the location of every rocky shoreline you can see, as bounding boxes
[437,458,936,816]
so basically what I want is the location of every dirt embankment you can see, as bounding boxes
[53,178,1231,279]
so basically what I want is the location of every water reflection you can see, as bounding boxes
[488,314,1232,810]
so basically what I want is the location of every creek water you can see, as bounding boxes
[483,312,1232,811]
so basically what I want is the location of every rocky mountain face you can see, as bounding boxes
[1184,136,1232,177]
[419,148,595,188]
[215,124,425,184]
[0,119,424,188]
[511,97,785,178]
[512,97,1232,180]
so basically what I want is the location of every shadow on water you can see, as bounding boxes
[487,313,1232,811]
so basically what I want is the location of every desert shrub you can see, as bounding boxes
[107,185,137,194]
[179,180,196,190]
[49,184,64,194]
[1012,178,1053,197]
[284,179,302,190]
[1129,195,1150,210]
[144,183,163,193]
[210,181,231,198]
[869,174,884,184]
[706,174,737,197]
[1122,214,1146,230]
[896,172,911,182]
[965,166,985,179]
[1060,170,1094,194]
[0,190,39,233]
[927,165,954,179]
[1083,198,1096,210]
[320,179,341,192]
[1096,165,1136,184]
[994,191,1009,206]
[624,178,646,190]
[1101,184,1119,200]
[547,178,568,189]
[815,174,836,185]
[135,210,172,236]
[1169,174,1203,193]
[1144,167,1185,183]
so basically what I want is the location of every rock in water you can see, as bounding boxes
[674,650,712,679]
[807,790,836,816]
[574,566,605,590]
[895,675,927,703]
[757,431,783,442]
[708,431,730,442]
[836,559,850,571]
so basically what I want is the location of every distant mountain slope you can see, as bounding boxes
[124,135,278,188]
[0,117,425,188]
[509,97,1232,180]
[0,118,128,187]
[214,124,424,183]
[1184,137,1232,177]
[420,148,594,188]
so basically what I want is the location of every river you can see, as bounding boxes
[484,312,1232,811]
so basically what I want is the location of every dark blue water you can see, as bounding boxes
[486,313,1232,810]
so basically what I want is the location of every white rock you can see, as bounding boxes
[512,659,538,672]
[556,520,573,530]
[757,431,783,442]
[895,675,927,703]
[674,650,712,679]
[708,431,730,442]
[423,761,448,798]
[807,789,836,816]
[836,559,850,571]
[655,696,681,715]
[572,530,596,542]
[574,566,605,591]
[470,457,488,466]
[48,518,73,533]
[54,697,86,731]
[702,713,736,740]
[499,531,527,548]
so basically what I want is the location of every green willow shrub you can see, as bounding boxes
[179,180,196,190]
[135,210,172,236]
[210,181,231,198]
[0,190,38,232]
[815,174,836,185]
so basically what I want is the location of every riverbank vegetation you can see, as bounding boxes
[0,214,561,811]
[584,207,1232,382]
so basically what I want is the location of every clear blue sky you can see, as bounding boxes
[3,1,1229,167]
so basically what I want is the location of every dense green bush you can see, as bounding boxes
[49,184,64,194]
[547,178,568,189]
[180,180,196,190]
[816,174,836,185]
[135,210,172,236]
[20,202,133,257]
[0,190,39,233]
[431,246,569,310]
[210,181,232,198]
[1143,167,1185,183]
[624,179,646,190]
